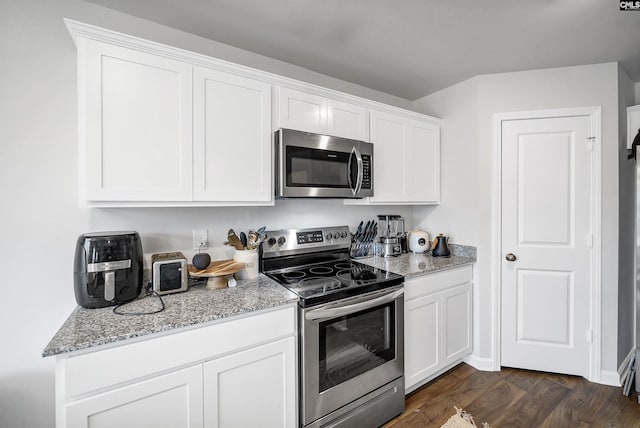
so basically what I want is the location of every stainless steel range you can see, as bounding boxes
[261,225,405,428]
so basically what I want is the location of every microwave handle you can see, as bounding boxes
[349,146,364,196]
[305,288,403,322]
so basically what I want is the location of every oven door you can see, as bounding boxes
[301,286,404,426]
[276,128,373,198]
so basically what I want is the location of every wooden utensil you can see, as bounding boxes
[227,229,245,250]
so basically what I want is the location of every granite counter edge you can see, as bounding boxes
[43,275,298,358]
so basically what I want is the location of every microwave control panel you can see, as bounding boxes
[362,155,371,189]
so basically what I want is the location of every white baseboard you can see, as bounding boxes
[596,348,636,387]
[599,370,623,387]
[463,354,496,371]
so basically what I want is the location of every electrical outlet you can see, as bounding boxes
[193,229,208,250]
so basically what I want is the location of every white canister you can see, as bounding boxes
[233,249,259,279]
[408,230,430,253]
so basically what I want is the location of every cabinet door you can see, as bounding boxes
[66,365,203,428]
[81,39,193,201]
[369,110,407,203]
[327,99,369,141]
[404,292,441,391]
[203,337,296,428]
[194,67,272,202]
[277,87,327,134]
[443,284,472,362]
[407,119,440,203]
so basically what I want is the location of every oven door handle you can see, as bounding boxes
[305,288,403,322]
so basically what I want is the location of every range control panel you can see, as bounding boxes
[262,226,351,257]
[297,230,324,245]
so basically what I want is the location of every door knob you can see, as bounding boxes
[505,253,517,262]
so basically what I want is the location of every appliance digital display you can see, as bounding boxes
[297,230,324,244]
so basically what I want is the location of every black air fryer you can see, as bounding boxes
[74,231,143,308]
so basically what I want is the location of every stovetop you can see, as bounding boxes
[261,225,404,307]
[265,259,403,307]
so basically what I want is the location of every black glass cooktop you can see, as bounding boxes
[265,259,403,307]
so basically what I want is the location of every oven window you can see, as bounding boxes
[318,302,395,392]
[286,146,350,188]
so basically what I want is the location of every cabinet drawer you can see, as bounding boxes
[60,305,295,399]
[405,265,472,301]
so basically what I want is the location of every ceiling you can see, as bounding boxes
[85,0,640,101]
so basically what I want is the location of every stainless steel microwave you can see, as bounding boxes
[275,128,373,198]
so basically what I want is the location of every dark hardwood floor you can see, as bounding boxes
[384,363,640,427]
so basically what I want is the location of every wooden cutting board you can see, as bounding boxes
[188,259,246,289]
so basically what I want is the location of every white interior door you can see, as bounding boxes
[501,114,592,377]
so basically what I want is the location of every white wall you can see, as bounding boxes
[0,2,414,427]
[413,63,621,376]
[636,81,640,104]
[618,67,636,367]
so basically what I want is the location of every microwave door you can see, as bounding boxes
[275,128,373,198]
[281,147,353,198]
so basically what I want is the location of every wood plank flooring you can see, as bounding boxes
[384,364,640,427]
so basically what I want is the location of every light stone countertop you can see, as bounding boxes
[356,244,476,278]
[43,274,298,357]
[44,245,475,357]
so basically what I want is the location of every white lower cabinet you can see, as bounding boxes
[204,338,296,428]
[66,366,204,428]
[56,306,297,428]
[404,266,472,392]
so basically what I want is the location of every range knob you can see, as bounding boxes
[267,237,276,246]
[277,236,286,246]
[341,231,348,238]
[326,232,333,240]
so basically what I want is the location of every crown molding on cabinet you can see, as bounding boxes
[63,18,441,125]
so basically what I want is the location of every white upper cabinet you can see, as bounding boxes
[67,20,441,207]
[327,98,369,141]
[277,87,327,134]
[276,87,369,141]
[81,39,194,202]
[193,67,272,202]
[72,28,274,206]
[407,118,440,203]
[369,110,407,202]
[364,110,441,205]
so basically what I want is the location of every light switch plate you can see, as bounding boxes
[193,229,208,250]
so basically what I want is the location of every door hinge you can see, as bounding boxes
[586,329,593,343]
[587,233,593,248]
[586,136,596,151]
